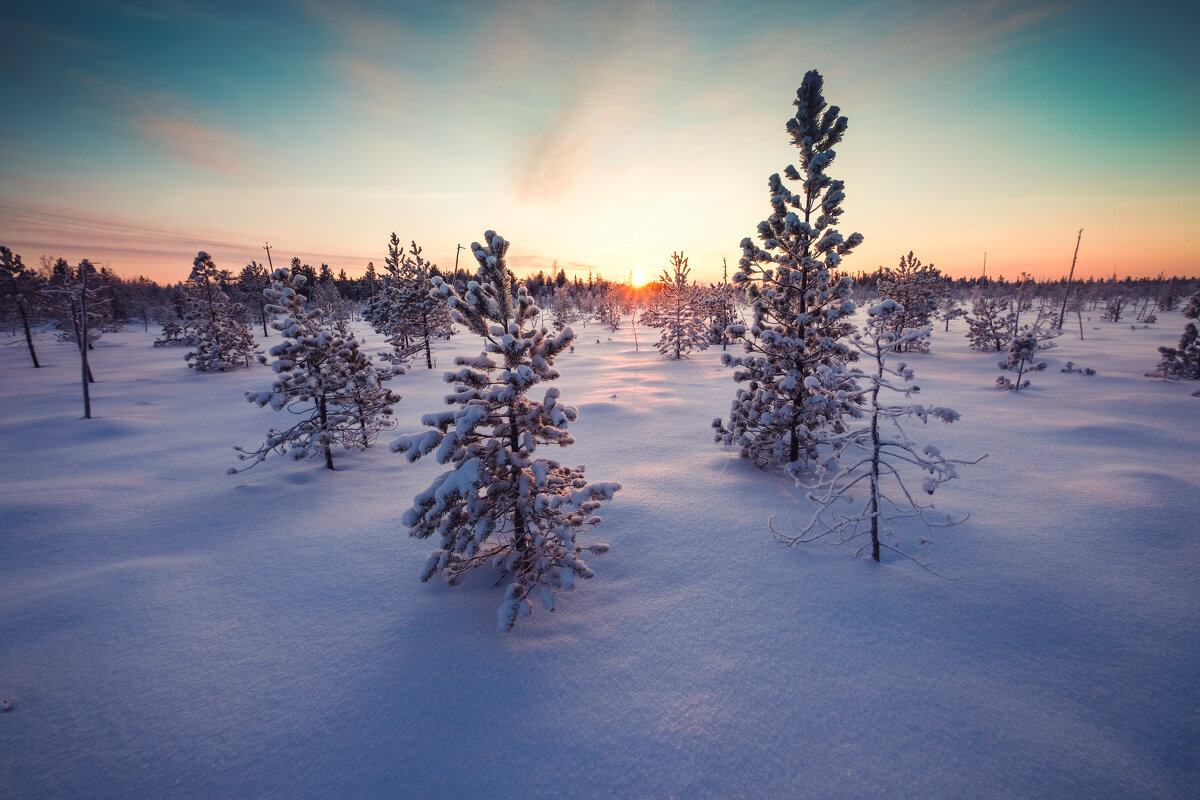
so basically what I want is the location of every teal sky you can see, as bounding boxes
[1,0,1197,283]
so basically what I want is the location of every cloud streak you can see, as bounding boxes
[131,111,260,179]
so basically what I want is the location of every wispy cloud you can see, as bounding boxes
[132,111,260,179]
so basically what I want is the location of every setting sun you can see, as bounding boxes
[630,264,648,288]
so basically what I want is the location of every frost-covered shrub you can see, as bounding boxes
[776,299,983,562]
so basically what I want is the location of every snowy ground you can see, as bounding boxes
[2,312,1198,799]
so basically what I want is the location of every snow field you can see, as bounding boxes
[1,312,1198,798]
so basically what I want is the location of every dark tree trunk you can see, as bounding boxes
[16,299,39,367]
[80,270,91,419]
[318,395,334,470]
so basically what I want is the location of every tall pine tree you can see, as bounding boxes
[714,70,862,477]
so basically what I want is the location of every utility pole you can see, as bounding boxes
[453,243,463,285]
[263,242,274,271]
[1056,229,1083,330]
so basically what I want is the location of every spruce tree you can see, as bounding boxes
[392,230,619,633]
[714,70,863,476]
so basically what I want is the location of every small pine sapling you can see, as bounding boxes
[964,294,1015,352]
[391,231,620,633]
[876,251,945,352]
[642,251,708,360]
[1155,322,1200,381]
[775,300,984,563]
[995,334,1047,390]
[1060,361,1096,376]
[153,316,186,346]
[183,252,258,371]
[232,268,398,472]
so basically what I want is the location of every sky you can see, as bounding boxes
[1,0,1197,285]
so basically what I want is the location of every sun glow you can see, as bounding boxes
[630,264,648,288]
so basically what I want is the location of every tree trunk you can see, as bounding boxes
[507,406,529,550]
[869,361,882,561]
[422,311,433,369]
[318,394,334,470]
[80,270,91,419]
[16,298,39,367]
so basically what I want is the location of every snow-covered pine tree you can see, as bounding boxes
[936,301,968,332]
[154,317,186,347]
[596,295,621,331]
[328,316,403,448]
[995,333,1047,390]
[776,299,982,562]
[365,234,451,369]
[397,240,452,369]
[391,230,619,633]
[1101,293,1128,322]
[702,275,741,350]
[876,251,945,352]
[237,261,271,337]
[363,233,410,362]
[311,279,352,327]
[0,245,46,367]
[48,258,108,355]
[714,69,863,476]
[233,268,398,471]
[642,252,708,359]
[1184,292,1200,320]
[1155,296,1200,380]
[183,252,257,371]
[964,293,1014,352]
[550,284,581,332]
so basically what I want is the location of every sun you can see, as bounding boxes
[630,264,648,288]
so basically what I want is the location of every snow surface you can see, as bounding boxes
[2,314,1199,798]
